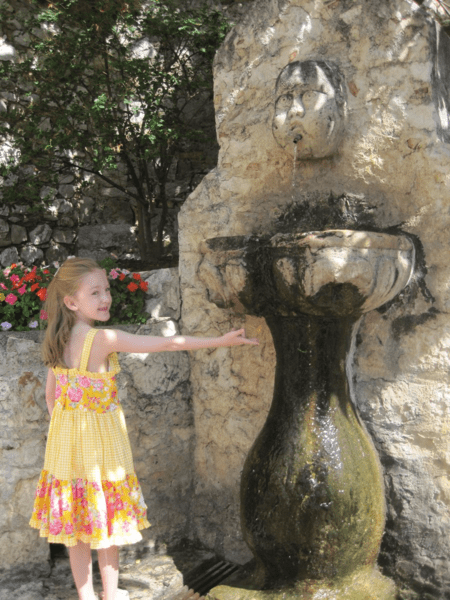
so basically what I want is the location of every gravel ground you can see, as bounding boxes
[0,540,216,600]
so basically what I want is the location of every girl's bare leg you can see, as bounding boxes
[69,541,97,600]
[98,545,119,600]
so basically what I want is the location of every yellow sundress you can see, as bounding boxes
[30,328,151,549]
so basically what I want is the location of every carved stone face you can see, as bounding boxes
[272,60,346,159]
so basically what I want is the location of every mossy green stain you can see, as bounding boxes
[240,315,386,587]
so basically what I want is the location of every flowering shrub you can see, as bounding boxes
[0,258,150,332]
[101,258,149,326]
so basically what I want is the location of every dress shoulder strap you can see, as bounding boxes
[79,328,99,373]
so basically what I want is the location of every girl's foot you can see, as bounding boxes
[99,590,130,599]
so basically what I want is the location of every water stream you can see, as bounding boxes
[291,142,298,199]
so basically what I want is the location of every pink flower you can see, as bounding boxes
[64,522,74,534]
[59,375,68,385]
[78,376,90,388]
[9,274,20,284]
[68,387,83,403]
[74,482,85,499]
[84,523,93,535]
[18,285,27,295]
[52,507,62,518]
[115,499,124,511]
[0,283,7,290]
[109,269,119,279]
[55,385,61,400]
[5,293,17,305]
[49,520,63,535]
[40,309,48,320]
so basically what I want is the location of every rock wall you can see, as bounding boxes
[0,268,194,573]
[178,0,450,596]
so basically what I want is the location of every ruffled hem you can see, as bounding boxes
[30,470,151,549]
[30,518,150,549]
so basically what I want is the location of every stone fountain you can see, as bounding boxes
[179,1,450,594]
[195,57,416,599]
[199,229,414,600]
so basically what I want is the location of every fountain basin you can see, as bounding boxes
[199,229,414,318]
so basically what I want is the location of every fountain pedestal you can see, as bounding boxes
[199,230,414,600]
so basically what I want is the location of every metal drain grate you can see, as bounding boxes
[183,557,241,597]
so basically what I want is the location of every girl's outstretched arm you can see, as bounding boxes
[45,368,56,417]
[98,328,258,355]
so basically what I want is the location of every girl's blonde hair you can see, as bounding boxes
[41,257,103,368]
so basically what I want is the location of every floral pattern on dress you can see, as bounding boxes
[55,373,119,413]
[30,470,150,549]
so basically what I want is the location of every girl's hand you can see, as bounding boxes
[221,328,259,346]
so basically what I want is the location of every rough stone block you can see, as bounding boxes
[58,184,75,198]
[144,268,181,320]
[10,224,27,245]
[45,243,69,264]
[77,224,139,252]
[0,246,19,267]
[29,224,52,246]
[0,40,16,61]
[20,245,44,266]
[52,229,75,244]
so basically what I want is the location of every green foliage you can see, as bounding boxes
[0,0,231,260]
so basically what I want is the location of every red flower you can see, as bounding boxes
[37,288,47,301]
[119,273,126,281]
[25,272,36,282]
[139,281,149,292]
[132,273,141,281]
[5,293,17,305]
[31,283,40,292]
[127,282,139,292]
[43,269,49,274]
[10,263,17,269]
[12,276,25,289]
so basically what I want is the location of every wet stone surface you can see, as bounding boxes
[0,542,215,600]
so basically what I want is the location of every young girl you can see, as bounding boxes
[29,257,258,600]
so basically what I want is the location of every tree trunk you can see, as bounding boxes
[135,201,157,263]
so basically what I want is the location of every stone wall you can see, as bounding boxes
[0,268,194,573]
[178,0,450,596]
